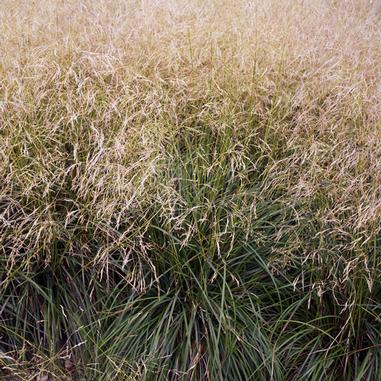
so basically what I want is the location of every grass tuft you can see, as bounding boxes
[1,0,381,380]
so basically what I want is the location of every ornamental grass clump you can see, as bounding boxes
[1,1,381,380]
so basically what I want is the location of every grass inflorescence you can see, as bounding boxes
[1,0,381,380]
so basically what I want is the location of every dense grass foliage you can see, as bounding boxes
[1,0,381,380]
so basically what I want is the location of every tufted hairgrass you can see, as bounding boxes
[1,0,381,380]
